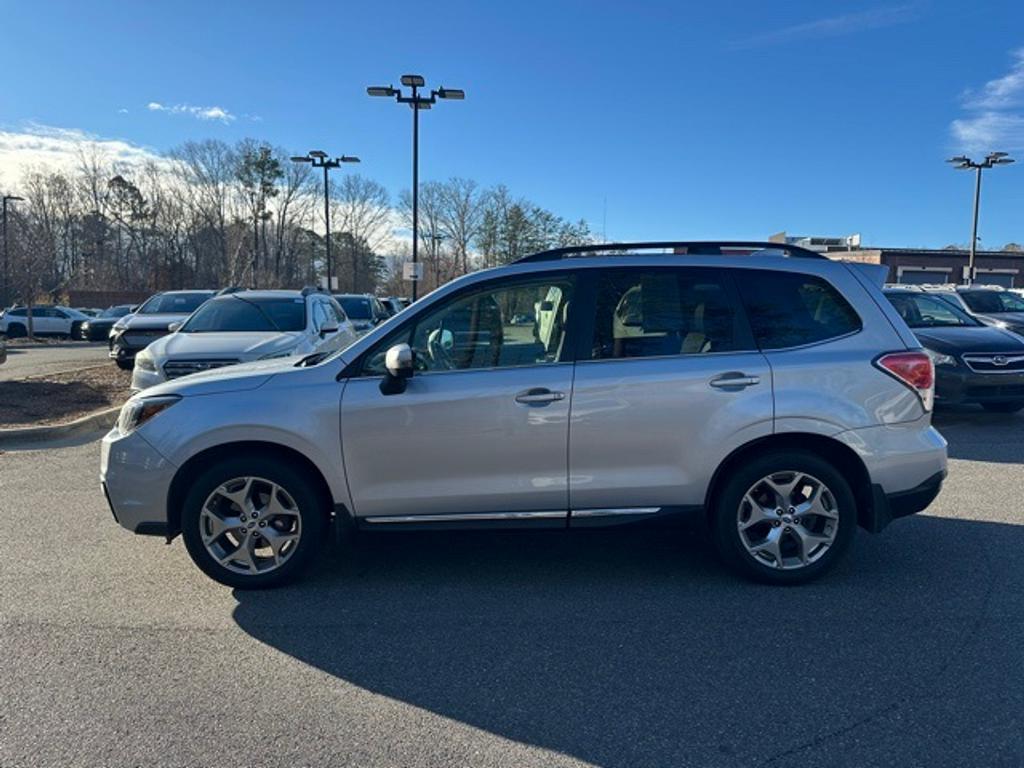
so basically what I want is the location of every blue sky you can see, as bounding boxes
[1,0,1022,248]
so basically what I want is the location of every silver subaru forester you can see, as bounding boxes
[100,242,948,588]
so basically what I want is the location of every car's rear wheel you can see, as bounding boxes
[5,323,26,338]
[981,401,1024,414]
[69,321,83,340]
[711,452,856,585]
[181,457,327,588]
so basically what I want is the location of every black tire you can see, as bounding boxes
[181,455,328,589]
[981,401,1024,414]
[5,323,26,339]
[710,451,857,585]
[115,358,134,371]
[70,321,83,340]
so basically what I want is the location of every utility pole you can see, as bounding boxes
[2,195,24,308]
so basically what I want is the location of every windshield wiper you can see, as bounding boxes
[232,296,281,332]
[295,351,330,367]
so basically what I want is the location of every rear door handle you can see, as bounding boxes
[709,373,761,389]
[515,388,566,405]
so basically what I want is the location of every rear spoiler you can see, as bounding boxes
[843,262,888,288]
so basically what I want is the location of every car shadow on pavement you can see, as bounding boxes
[232,514,1024,767]
[932,406,1024,464]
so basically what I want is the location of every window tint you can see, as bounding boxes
[181,296,306,333]
[338,296,372,320]
[960,290,1024,314]
[139,292,211,314]
[327,298,348,324]
[735,270,861,349]
[590,268,748,360]
[886,293,977,328]
[362,277,575,375]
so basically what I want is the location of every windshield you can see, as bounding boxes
[887,293,978,328]
[338,296,372,320]
[960,290,1024,314]
[138,292,212,315]
[101,305,132,318]
[181,296,306,333]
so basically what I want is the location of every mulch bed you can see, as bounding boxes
[0,366,133,427]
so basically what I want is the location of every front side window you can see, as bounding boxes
[181,296,306,333]
[735,270,861,350]
[887,293,978,328]
[589,268,748,360]
[362,277,575,375]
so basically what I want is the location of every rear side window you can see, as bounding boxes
[589,268,751,360]
[735,270,861,350]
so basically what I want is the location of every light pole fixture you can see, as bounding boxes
[947,152,1015,285]
[2,195,24,308]
[367,74,465,301]
[291,151,360,291]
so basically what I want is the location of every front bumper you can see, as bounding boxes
[100,427,177,535]
[935,367,1024,405]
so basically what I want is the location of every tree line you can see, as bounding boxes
[0,138,592,305]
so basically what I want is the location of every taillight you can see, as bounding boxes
[875,351,935,411]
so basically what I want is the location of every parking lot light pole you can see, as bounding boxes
[947,152,1015,285]
[291,151,360,292]
[2,195,24,308]
[367,76,465,302]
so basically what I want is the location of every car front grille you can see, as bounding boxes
[961,353,1024,373]
[163,358,239,379]
[122,330,168,347]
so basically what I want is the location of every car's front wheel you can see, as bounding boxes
[711,452,856,585]
[181,456,327,588]
[115,358,133,371]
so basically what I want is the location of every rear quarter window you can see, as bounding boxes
[735,270,862,350]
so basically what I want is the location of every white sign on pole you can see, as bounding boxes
[403,262,424,281]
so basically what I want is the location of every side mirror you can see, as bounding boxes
[319,323,338,338]
[381,343,413,395]
[167,321,182,332]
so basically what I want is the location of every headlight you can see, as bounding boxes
[259,349,296,360]
[925,349,956,367]
[116,395,180,436]
[135,351,157,372]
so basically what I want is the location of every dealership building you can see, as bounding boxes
[769,232,1024,288]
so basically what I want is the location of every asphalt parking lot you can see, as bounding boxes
[0,341,108,381]
[1,409,1022,768]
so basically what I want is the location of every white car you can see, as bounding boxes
[131,289,359,391]
[0,305,91,338]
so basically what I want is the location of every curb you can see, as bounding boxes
[0,406,119,448]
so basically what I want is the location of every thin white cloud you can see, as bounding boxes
[729,4,917,49]
[951,48,1024,152]
[0,123,165,186]
[962,48,1024,110]
[147,101,236,123]
[951,112,1024,152]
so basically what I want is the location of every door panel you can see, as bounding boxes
[341,365,573,518]
[569,354,773,510]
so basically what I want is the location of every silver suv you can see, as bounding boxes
[100,242,948,588]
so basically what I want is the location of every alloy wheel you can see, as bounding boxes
[736,471,839,570]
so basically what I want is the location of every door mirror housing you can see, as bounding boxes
[319,323,338,338]
[385,343,414,379]
[167,321,182,332]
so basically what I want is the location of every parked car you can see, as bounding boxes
[74,307,103,318]
[0,337,6,365]
[884,288,1024,413]
[921,285,1024,337]
[101,241,947,589]
[80,304,135,341]
[131,289,359,391]
[0,305,91,338]
[109,290,215,370]
[380,297,409,317]
[334,293,390,333]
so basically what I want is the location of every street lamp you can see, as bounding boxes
[2,195,24,308]
[947,151,1015,285]
[367,74,465,301]
[291,151,360,291]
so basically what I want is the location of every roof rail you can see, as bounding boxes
[216,286,244,296]
[514,240,827,264]
[300,285,329,297]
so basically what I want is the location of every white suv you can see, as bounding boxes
[102,242,947,589]
[131,289,358,390]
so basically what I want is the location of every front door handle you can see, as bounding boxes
[709,373,761,389]
[515,388,566,405]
